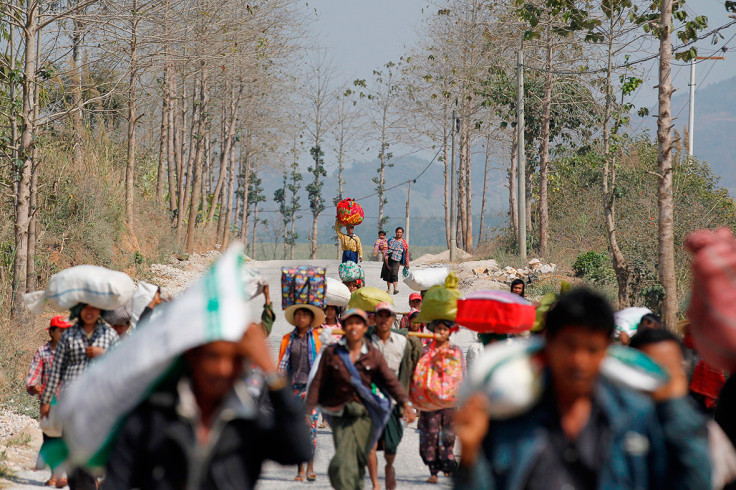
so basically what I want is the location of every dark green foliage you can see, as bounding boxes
[307,145,326,216]
[573,251,615,284]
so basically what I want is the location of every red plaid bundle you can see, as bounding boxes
[686,227,736,372]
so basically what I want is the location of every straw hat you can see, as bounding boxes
[284,304,326,329]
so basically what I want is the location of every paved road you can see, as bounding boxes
[8,257,474,489]
[255,259,472,489]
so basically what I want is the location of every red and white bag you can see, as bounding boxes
[410,343,464,411]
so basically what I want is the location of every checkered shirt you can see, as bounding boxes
[40,322,119,404]
[25,342,55,397]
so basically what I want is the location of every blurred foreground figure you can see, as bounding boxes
[454,288,711,490]
[101,323,312,489]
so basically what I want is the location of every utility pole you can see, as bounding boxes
[517,50,527,260]
[449,110,458,262]
[405,180,412,245]
[688,55,725,158]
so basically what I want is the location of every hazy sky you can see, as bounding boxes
[307,1,736,116]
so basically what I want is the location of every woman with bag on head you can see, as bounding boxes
[278,303,324,482]
[415,320,463,483]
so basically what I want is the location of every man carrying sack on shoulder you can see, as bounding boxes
[306,308,416,490]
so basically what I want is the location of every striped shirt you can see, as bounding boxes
[26,342,55,397]
[40,322,118,404]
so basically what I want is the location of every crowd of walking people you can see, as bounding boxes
[21,221,736,490]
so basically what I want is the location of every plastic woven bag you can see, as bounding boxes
[338,261,363,282]
[326,277,351,306]
[336,198,365,226]
[456,290,536,334]
[414,272,461,324]
[348,287,393,312]
[403,267,448,291]
[410,344,464,411]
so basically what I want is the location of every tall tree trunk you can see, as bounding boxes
[251,193,259,259]
[175,86,188,231]
[478,128,491,246]
[457,118,468,250]
[509,132,519,240]
[185,66,207,252]
[157,82,168,204]
[538,27,553,259]
[12,5,38,318]
[27,24,41,292]
[239,137,252,243]
[657,0,677,328]
[443,105,450,248]
[166,70,178,213]
[602,13,631,308]
[377,115,387,234]
[71,15,84,169]
[221,137,238,249]
[179,82,198,232]
[464,125,473,251]
[125,2,139,227]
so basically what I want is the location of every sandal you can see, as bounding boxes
[55,478,68,488]
[307,474,317,481]
[45,477,58,487]
[393,290,399,295]
[294,475,306,482]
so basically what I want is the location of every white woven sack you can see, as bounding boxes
[25,265,135,315]
[403,267,449,292]
[326,277,350,306]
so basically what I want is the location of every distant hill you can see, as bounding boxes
[642,75,736,194]
[254,152,509,247]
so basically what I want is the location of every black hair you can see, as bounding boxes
[324,305,344,316]
[629,327,684,355]
[545,288,615,339]
[510,279,525,297]
[639,313,662,328]
[378,230,386,235]
[395,227,404,233]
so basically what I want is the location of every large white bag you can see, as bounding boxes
[326,277,350,306]
[25,265,136,315]
[403,267,449,291]
[614,306,652,337]
[47,245,259,471]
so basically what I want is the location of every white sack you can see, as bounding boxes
[25,265,136,315]
[326,277,351,306]
[614,306,652,337]
[403,267,449,292]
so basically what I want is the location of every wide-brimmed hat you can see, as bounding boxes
[284,304,326,329]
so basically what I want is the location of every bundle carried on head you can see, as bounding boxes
[24,265,136,315]
[336,198,364,226]
[338,261,363,283]
[348,287,393,312]
[456,290,536,334]
[413,272,461,324]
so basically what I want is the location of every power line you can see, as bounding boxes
[352,146,444,202]
[522,20,736,76]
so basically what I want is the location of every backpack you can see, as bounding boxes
[410,342,464,411]
[281,266,326,309]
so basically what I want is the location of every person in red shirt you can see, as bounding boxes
[26,315,72,488]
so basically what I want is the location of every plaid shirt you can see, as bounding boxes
[40,322,118,404]
[26,342,55,398]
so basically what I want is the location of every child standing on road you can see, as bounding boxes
[372,230,388,260]
[26,315,72,488]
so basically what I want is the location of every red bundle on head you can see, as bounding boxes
[456,290,536,334]
[337,198,365,226]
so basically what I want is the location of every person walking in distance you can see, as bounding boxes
[27,316,73,488]
[40,304,118,490]
[335,218,363,264]
[382,227,409,295]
